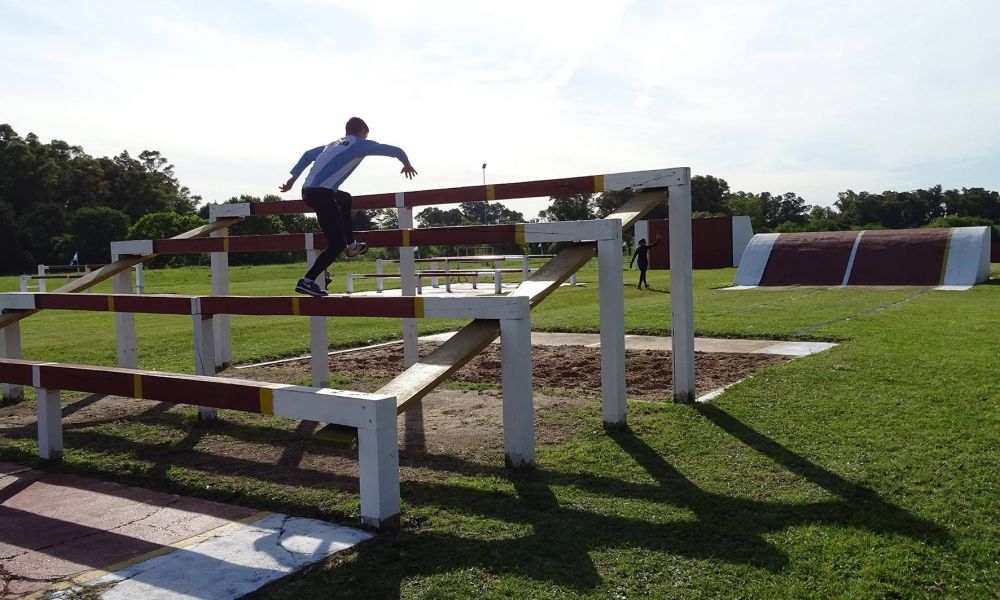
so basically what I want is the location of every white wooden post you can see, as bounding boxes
[493,270,502,294]
[356,396,400,530]
[375,259,384,292]
[18,276,28,292]
[210,222,232,370]
[346,273,354,294]
[521,256,529,279]
[192,306,218,422]
[430,260,439,288]
[598,230,627,426]
[398,204,418,368]
[307,246,329,388]
[113,260,138,369]
[668,173,696,403]
[36,265,47,293]
[500,316,535,469]
[1,321,23,401]
[37,387,63,461]
[134,263,145,294]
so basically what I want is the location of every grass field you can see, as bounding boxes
[1,259,998,598]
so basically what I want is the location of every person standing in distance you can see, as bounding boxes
[629,233,662,289]
[280,117,417,296]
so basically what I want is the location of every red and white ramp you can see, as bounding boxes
[733,226,991,290]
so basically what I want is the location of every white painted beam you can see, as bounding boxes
[500,317,535,469]
[598,235,627,425]
[668,174,696,403]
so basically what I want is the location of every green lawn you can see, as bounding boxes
[1,260,998,598]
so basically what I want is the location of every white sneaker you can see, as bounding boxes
[346,241,368,258]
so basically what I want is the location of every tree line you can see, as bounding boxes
[537,175,1000,240]
[2,125,996,275]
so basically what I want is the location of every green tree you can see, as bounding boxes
[538,194,595,222]
[418,207,465,228]
[725,192,765,232]
[128,212,208,267]
[691,175,730,214]
[67,206,130,263]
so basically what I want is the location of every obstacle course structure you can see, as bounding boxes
[0,167,695,528]
[733,227,992,289]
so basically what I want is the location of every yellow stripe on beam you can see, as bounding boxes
[223,237,230,253]
[402,230,411,247]
[291,296,301,316]
[594,174,605,192]
[132,374,143,399]
[259,387,274,415]
[515,224,525,244]
[107,296,115,312]
[486,184,495,201]
[413,297,424,318]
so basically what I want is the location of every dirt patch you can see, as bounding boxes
[0,344,787,490]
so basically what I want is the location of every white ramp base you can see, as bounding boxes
[54,514,370,600]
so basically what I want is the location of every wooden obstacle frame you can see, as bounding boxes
[0,356,400,529]
[0,167,696,526]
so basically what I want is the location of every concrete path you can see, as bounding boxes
[0,462,369,599]
[419,331,836,357]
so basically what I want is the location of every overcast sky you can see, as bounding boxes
[2,0,998,216]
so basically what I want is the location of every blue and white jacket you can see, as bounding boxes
[290,135,411,191]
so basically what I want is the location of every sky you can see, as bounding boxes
[2,0,999,217]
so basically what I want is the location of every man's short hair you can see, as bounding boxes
[345,117,368,136]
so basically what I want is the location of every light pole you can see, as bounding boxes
[482,163,488,224]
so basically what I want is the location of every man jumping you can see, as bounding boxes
[279,116,417,297]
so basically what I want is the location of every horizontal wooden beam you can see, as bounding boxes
[209,168,686,217]
[113,220,620,257]
[0,293,529,320]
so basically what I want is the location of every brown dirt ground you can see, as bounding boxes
[0,344,787,489]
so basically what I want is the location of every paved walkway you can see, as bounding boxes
[419,331,836,357]
[0,462,368,599]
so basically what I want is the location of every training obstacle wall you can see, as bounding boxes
[733,226,991,288]
[635,216,753,269]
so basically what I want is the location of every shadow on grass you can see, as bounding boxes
[0,398,951,596]
[251,410,950,597]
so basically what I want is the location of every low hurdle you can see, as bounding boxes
[347,255,574,294]
[0,218,242,405]
[0,292,537,467]
[347,268,524,294]
[0,357,400,529]
[21,263,145,293]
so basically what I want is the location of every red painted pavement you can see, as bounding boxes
[0,461,259,598]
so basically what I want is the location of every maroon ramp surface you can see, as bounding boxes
[847,228,949,286]
[760,231,859,286]
[0,461,259,598]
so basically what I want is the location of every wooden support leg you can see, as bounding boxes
[357,397,400,530]
[598,236,627,427]
[37,388,63,461]
[1,322,23,402]
[211,224,232,370]
[193,314,218,422]
[113,267,138,369]
[310,316,329,388]
[501,317,535,469]
[668,177,696,403]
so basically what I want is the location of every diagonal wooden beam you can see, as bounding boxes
[380,191,667,413]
